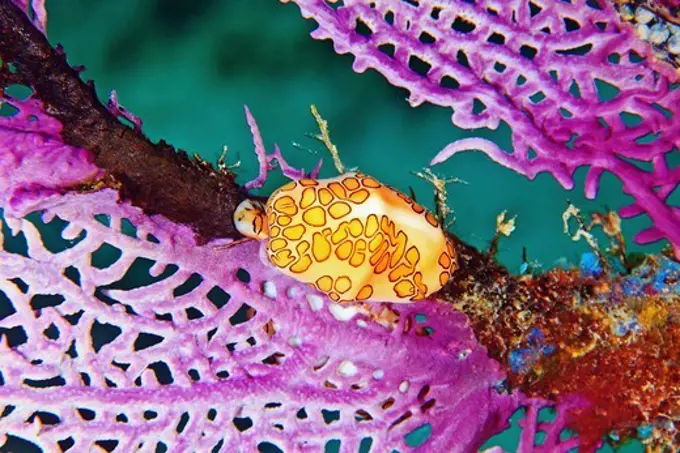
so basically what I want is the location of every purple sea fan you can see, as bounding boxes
[0,94,580,451]
[0,98,102,215]
[282,0,680,258]
[0,1,626,451]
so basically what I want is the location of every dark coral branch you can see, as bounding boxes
[0,0,247,242]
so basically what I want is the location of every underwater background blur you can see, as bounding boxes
[42,1,657,451]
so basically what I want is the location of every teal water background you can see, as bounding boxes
[43,1,655,451]
[46,0,672,272]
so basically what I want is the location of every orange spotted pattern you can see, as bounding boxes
[264,172,458,303]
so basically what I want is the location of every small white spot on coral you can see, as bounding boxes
[634,6,655,24]
[306,294,324,311]
[457,349,471,360]
[399,380,410,393]
[649,23,670,45]
[668,34,680,55]
[263,281,277,298]
[636,23,650,40]
[337,360,358,377]
[356,319,368,328]
[288,336,302,348]
[373,369,384,380]
[328,302,359,321]
[287,286,301,298]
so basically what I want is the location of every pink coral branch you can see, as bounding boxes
[431,137,575,189]
[0,188,521,451]
[0,92,531,452]
[243,105,323,190]
[285,0,680,258]
[515,397,589,453]
[106,90,143,132]
[11,0,46,33]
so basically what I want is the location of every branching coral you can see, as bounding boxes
[0,97,540,451]
[282,0,680,258]
[1,0,679,452]
[276,0,680,448]
[0,2,579,452]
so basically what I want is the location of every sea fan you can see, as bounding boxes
[0,93,586,451]
[283,0,680,258]
[1,0,676,451]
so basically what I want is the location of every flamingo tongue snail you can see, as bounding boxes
[234,107,458,303]
[234,172,457,303]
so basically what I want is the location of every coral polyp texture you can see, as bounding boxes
[441,250,680,451]
[283,0,680,258]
